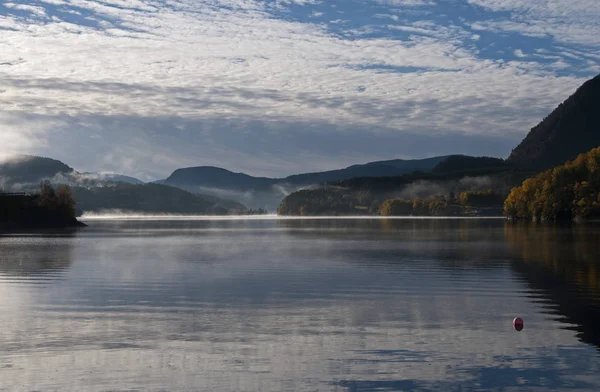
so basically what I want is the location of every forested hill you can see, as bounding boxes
[277,166,519,216]
[162,156,454,191]
[0,155,74,184]
[282,156,452,186]
[505,146,600,221]
[164,166,276,191]
[508,73,600,170]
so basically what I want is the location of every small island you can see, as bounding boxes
[0,182,85,229]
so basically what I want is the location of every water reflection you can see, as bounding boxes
[0,219,600,391]
[505,223,600,351]
[0,233,75,277]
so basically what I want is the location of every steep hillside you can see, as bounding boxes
[505,146,600,221]
[432,155,508,174]
[508,74,600,170]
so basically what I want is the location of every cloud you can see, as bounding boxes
[374,0,436,6]
[0,0,597,177]
[514,49,525,58]
[467,0,600,46]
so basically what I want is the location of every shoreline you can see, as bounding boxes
[80,214,507,221]
[0,219,87,230]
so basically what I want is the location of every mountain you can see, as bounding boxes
[161,156,455,209]
[164,156,452,190]
[508,73,600,170]
[432,155,508,174]
[165,166,276,191]
[0,155,249,215]
[282,156,451,186]
[0,155,73,185]
[73,183,247,216]
[0,155,144,187]
[162,167,281,209]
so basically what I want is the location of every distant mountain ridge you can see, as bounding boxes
[508,73,600,170]
[164,156,453,190]
[161,156,457,209]
[5,73,600,215]
[0,155,249,215]
[0,154,468,212]
[281,156,452,186]
[15,67,600,215]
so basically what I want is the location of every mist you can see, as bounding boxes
[80,212,279,220]
[393,176,507,201]
[80,213,485,220]
[188,183,312,211]
[0,154,36,164]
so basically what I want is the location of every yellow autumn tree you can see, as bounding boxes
[505,146,600,220]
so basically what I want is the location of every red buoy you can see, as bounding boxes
[513,317,524,331]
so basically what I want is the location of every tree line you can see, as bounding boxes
[379,190,504,216]
[0,182,77,224]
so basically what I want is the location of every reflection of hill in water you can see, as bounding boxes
[277,217,503,239]
[505,223,600,350]
[0,234,74,277]
[278,218,508,268]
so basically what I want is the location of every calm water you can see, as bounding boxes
[1,218,600,391]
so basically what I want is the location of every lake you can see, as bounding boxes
[1,217,599,391]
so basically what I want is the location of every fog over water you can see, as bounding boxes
[80,214,505,220]
[0,218,599,391]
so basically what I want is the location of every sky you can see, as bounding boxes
[0,0,599,180]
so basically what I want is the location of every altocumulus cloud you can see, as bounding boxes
[0,0,598,178]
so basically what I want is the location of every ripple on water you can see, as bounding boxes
[0,218,599,391]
